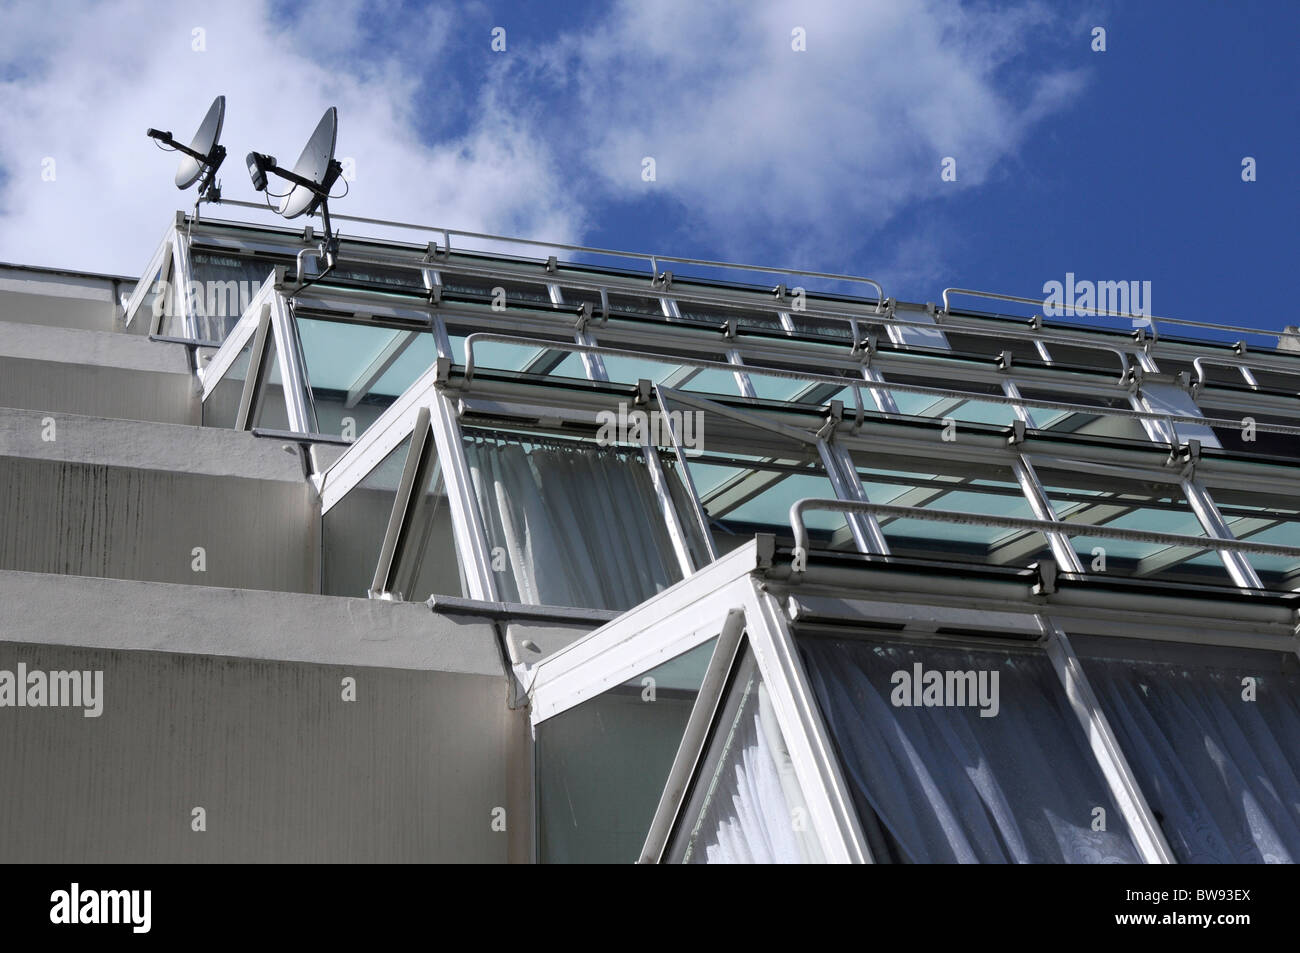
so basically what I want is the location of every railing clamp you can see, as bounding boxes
[1031,559,1058,596]
[1168,438,1200,472]
[997,350,1014,372]
[817,400,844,442]
[851,330,876,364]
[653,270,673,290]
[722,316,738,340]
[1008,418,1027,447]
[635,378,653,407]
[574,301,593,332]
[544,255,558,274]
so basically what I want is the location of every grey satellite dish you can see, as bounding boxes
[175,96,226,189]
[146,95,228,203]
[279,107,339,219]
[246,106,345,285]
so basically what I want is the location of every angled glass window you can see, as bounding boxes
[799,633,1142,863]
[662,398,851,556]
[668,648,825,864]
[1198,401,1300,460]
[1017,385,1148,440]
[844,453,1049,567]
[296,316,438,437]
[1033,464,1231,584]
[881,371,1019,428]
[252,330,291,431]
[739,354,860,405]
[440,272,551,306]
[189,251,277,342]
[444,323,590,382]
[596,321,747,397]
[1072,634,1300,863]
[201,333,254,429]
[461,426,689,610]
[677,302,782,334]
[322,436,412,597]
[387,431,467,602]
[536,638,717,864]
[1208,488,1300,587]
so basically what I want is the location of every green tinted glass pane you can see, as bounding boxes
[537,638,717,863]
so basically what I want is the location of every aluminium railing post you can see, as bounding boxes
[267,291,316,434]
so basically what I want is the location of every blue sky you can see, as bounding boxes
[1,0,1295,341]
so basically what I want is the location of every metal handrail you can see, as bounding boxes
[1193,354,1300,390]
[459,332,1300,437]
[788,498,1300,566]
[190,215,1158,373]
[213,197,886,308]
[942,287,1279,344]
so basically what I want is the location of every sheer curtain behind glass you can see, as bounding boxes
[677,666,825,864]
[463,434,693,611]
[1077,639,1300,863]
[801,636,1141,863]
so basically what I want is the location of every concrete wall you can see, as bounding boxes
[0,570,531,863]
[0,266,122,332]
[0,409,318,593]
[0,322,198,425]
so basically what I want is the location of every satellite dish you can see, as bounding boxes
[146,95,227,203]
[246,106,346,283]
[175,96,226,189]
[279,107,339,219]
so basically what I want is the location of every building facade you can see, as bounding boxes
[1,206,1298,863]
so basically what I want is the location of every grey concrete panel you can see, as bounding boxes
[0,408,305,482]
[0,569,505,674]
[0,641,518,862]
[0,456,318,592]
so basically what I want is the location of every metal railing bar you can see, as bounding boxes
[788,498,1300,564]
[460,332,1300,438]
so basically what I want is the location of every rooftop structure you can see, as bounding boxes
[2,202,1298,863]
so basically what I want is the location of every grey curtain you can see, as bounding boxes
[800,636,1141,863]
[1080,655,1300,863]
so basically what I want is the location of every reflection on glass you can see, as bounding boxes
[297,317,439,438]
[390,443,466,601]
[253,332,290,431]
[321,436,411,597]
[189,251,277,342]
[537,639,717,863]
[201,335,254,428]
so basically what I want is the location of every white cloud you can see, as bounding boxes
[0,0,583,275]
[0,0,1085,292]
[520,0,1087,282]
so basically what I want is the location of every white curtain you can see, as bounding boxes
[1080,655,1300,863]
[800,637,1142,863]
[685,682,825,864]
[462,438,689,611]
